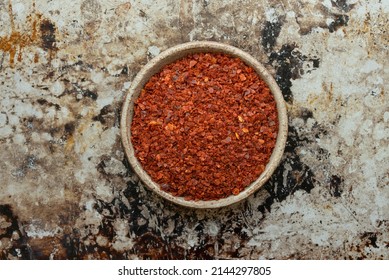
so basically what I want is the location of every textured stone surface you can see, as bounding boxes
[0,0,388,259]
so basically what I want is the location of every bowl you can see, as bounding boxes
[120,41,288,208]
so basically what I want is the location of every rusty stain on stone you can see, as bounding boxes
[0,0,58,67]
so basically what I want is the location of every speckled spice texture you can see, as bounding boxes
[0,0,388,260]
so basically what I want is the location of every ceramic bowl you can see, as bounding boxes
[120,41,288,208]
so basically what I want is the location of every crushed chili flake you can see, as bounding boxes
[131,52,279,201]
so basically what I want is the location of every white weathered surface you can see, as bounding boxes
[0,0,388,259]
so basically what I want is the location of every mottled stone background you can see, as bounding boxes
[0,0,388,259]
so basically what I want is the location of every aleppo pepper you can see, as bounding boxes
[131,52,278,201]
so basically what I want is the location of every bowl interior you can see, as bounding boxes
[120,41,288,208]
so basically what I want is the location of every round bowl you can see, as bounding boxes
[120,41,288,208]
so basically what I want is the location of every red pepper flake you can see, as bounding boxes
[232,188,240,195]
[148,120,159,125]
[239,74,246,81]
[165,123,176,131]
[131,52,279,201]
[189,60,197,68]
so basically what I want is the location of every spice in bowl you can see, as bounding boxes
[131,52,278,201]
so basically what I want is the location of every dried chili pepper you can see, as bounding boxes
[131,52,278,201]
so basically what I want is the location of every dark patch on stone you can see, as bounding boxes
[257,121,318,213]
[269,44,296,103]
[92,105,118,128]
[317,148,329,161]
[268,151,315,200]
[93,105,110,124]
[0,112,9,126]
[0,205,19,238]
[361,232,379,248]
[331,0,356,12]
[328,14,349,33]
[262,20,283,52]
[36,98,47,105]
[92,179,188,259]
[45,71,55,80]
[296,1,354,35]
[312,58,320,68]
[133,232,169,259]
[329,175,343,197]
[121,156,133,176]
[121,181,150,236]
[58,218,120,259]
[61,229,83,259]
[202,0,210,8]
[257,196,275,214]
[83,89,98,100]
[121,65,128,75]
[269,44,321,103]
[233,223,249,240]
[40,19,57,51]
[133,231,186,259]
[300,107,314,121]
[64,122,76,135]
[36,98,61,110]
[368,235,379,248]
[0,205,31,259]
[96,159,108,176]
[57,121,77,143]
[94,200,116,244]
[193,222,204,232]
[0,53,4,71]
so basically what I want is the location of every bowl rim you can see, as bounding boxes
[120,41,288,208]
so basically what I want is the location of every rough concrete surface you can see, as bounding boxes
[0,0,388,259]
